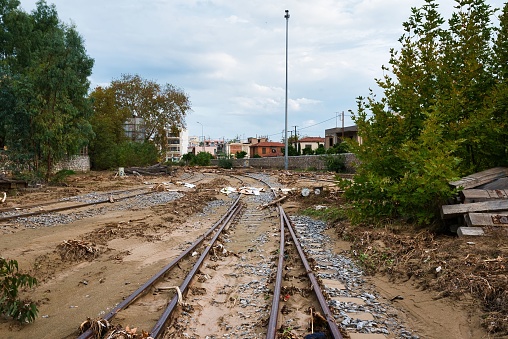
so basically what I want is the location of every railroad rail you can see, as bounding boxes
[74,173,344,338]
[0,188,152,222]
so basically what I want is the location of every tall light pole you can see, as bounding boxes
[197,121,205,153]
[284,9,290,170]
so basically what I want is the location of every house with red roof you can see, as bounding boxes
[249,141,285,158]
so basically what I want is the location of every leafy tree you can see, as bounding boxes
[314,144,326,155]
[302,147,314,155]
[322,154,345,173]
[110,74,191,156]
[0,0,94,179]
[193,152,212,166]
[326,142,349,154]
[88,86,131,169]
[344,0,503,224]
[235,150,247,159]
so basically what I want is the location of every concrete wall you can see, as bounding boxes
[54,155,90,173]
[211,153,357,173]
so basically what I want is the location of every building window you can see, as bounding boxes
[271,148,276,153]
[262,147,266,154]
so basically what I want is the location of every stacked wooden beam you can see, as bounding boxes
[123,164,174,176]
[441,167,508,235]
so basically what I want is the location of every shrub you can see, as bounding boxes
[235,151,247,159]
[50,169,76,185]
[322,154,345,173]
[218,158,233,169]
[0,258,38,323]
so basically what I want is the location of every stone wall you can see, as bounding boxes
[53,155,90,173]
[211,153,357,173]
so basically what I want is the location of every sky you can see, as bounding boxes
[18,0,505,142]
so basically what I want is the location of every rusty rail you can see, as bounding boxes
[78,196,241,339]
[0,189,153,222]
[282,209,343,338]
[266,205,286,338]
[150,199,243,338]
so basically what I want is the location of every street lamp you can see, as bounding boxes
[197,121,205,153]
[284,9,290,170]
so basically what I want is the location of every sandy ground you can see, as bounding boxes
[0,169,504,338]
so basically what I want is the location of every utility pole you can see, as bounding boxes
[292,125,298,149]
[284,9,290,170]
[342,111,345,140]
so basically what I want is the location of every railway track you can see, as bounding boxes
[0,170,413,339]
[71,173,348,338]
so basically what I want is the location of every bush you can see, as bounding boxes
[91,141,159,170]
[193,152,212,166]
[0,258,38,323]
[322,154,345,173]
[50,169,75,185]
[235,151,247,159]
[218,158,233,169]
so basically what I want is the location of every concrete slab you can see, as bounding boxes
[348,333,386,339]
[457,226,485,237]
[320,278,346,290]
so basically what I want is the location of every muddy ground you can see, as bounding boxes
[1,169,507,338]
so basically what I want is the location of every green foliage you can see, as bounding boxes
[252,154,261,158]
[326,142,349,154]
[281,145,299,156]
[110,74,191,156]
[314,144,326,155]
[0,258,38,323]
[193,152,212,166]
[302,147,314,155]
[218,158,233,169]
[300,206,347,224]
[322,154,346,173]
[345,0,508,225]
[0,1,94,179]
[235,151,247,159]
[50,169,75,185]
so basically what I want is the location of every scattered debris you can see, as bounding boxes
[56,239,101,261]
[442,167,508,236]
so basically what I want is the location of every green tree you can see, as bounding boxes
[0,0,94,179]
[110,74,191,157]
[235,150,247,159]
[88,86,131,169]
[314,144,326,155]
[344,0,501,224]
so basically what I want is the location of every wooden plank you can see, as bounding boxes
[441,200,508,219]
[450,167,508,190]
[465,212,508,227]
[461,189,508,203]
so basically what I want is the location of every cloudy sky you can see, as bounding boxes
[19,0,505,142]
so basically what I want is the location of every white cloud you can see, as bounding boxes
[18,0,506,139]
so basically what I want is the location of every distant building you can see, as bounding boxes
[250,141,285,158]
[124,117,146,142]
[165,129,188,162]
[325,125,361,149]
[297,137,325,152]
[123,117,188,161]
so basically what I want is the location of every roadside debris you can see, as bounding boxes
[220,186,265,196]
[56,239,101,261]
